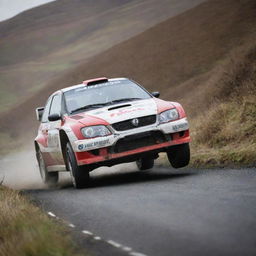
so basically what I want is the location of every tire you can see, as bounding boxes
[136,157,154,170]
[66,142,90,189]
[167,143,190,168]
[37,150,58,186]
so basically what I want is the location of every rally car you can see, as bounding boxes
[35,77,190,188]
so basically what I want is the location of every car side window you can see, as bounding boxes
[49,94,62,116]
[41,97,52,123]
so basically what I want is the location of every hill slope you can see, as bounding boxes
[191,36,256,164]
[1,0,255,166]
[46,0,256,96]
[1,0,255,126]
[0,0,205,113]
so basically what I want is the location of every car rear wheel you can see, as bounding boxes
[66,142,90,189]
[167,143,190,168]
[136,157,154,170]
[37,150,58,186]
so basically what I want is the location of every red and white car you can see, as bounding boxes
[35,77,190,188]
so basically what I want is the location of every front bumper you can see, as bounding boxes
[73,117,190,166]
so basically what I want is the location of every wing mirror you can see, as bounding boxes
[151,91,160,98]
[48,113,61,122]
[36,107,44,121]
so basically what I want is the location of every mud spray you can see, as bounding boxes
[0,148,137,190]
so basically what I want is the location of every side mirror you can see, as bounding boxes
[151,91,160,98]
[36,107,44,121]
[48,113,61,122]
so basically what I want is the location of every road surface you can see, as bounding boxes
[26,166,256,256]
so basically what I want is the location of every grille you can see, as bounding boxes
[112,131,169,153]
[112,115,156,131]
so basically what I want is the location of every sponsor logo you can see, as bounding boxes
[131,118,139,127]
[78,144,84,150]
[78,138,110,151]
[110,107,144,117]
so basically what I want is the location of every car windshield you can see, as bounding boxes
[64,79,151,114]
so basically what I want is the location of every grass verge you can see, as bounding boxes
[159,43,256,169]
[0,186,86,256]
[189,44,256,168]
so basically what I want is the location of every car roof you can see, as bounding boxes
[60,77,128,93]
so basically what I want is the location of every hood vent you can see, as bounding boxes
[108,104,131,111]
[70,115,83,120]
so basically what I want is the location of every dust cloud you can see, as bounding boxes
[0,148,137,190]
[0,149,45,190]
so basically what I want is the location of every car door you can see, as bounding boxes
[40,96,52,151]
[47,93,63,165]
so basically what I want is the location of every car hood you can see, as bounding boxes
[77,98,159,125]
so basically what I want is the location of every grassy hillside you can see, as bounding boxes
[189,43,256,167]
[0,0,204,113]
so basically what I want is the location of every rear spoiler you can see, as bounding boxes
[35,107,44,121]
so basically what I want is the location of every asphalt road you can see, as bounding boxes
[25,165,256,256]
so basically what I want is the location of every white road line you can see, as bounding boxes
[45,213,147,256]
[48,211,56,218]
[129,252,148,256]
[122,246,132,252]
[107,240,122,248]
[82,230,93,235]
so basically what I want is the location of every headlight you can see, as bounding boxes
[81,125,111,138]
[159,108,179,124]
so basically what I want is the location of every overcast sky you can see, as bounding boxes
[0,0,56,21]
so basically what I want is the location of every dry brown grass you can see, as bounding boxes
[0,186,85,256]
[189,44,256,167]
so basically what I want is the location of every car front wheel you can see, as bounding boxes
[37,150,58,186]
[66,142,90,189]
[167,143,190,168]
